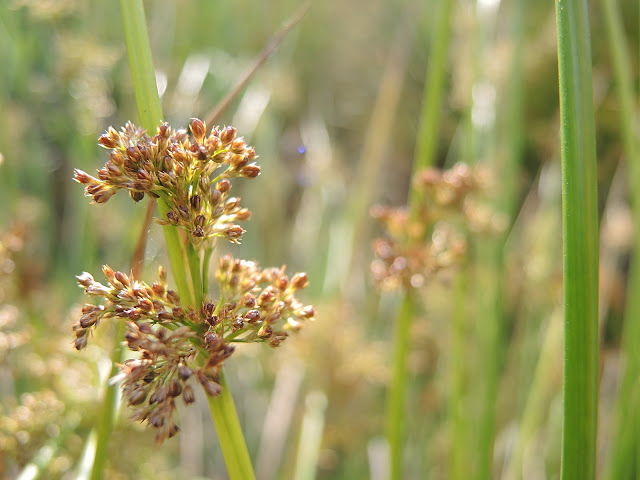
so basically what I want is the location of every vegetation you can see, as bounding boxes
[0,0,638,479]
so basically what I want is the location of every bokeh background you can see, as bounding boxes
[0,0,638,479]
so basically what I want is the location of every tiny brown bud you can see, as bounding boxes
[74,333,89,350]
[225,225,245,240]
[166,290,180,304]
[277,277,289,291]
[300,305,315,318]
[115,271,130,287]
[190,194,202,212]
[129,388,148,405]
[183,385,196,404]
[178,365,193,380]
[291,273,309,290]
[244,309,261,323]
[130,190,145,202]
[242,293,256,308]
[241,164,261,178]
[126,146,141,161]
[217,179,231,194]
[158,123,170,138]
[152,282,165,296]
[149,386,167,404]
[168,379,183,397]
[202,302,215,316]
[220,126,237,144]
[190,118,206,142]
[197,370,222,397]
[194,215,206,227]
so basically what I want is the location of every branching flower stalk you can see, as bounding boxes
[72,119,315,468]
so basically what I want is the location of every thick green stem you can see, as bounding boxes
[555,0,600,478]
[207,371,257,480]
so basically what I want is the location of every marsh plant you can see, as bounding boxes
[72,119,316,449]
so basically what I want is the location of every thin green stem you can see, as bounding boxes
[120,0,193,307]
[387,293,414,480]
[186,241,203,308]
[409,0,454,210]
[88,322,124,480]
[207,371,257,480]
[386,1,453,478]
[601,0,640,477]
[555,0,599,478]
[202,246,213,296]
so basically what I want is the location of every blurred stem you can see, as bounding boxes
[409,0,454,209]
[555,0,600,478]
[120,2,255,480]
[387,293,414,480]
[207,371,257,480]
[88,322,124,480]
[449,271,470,479]
[292,391,328,480]
[504,312,563,479]
[386,1,453,478]
[601,0,640,477]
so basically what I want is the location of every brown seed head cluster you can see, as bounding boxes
[73,257,314,443]
[371,163,503,290]
[73,120,316,443]
[74,119,258,247]
[214,255,316,348]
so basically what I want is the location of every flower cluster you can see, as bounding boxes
[73,257,314,443]
[74,119,258,247]
[73,120,316,443]
[371,163,504,290]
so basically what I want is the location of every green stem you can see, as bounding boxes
[202,246,213,296]
[387,293,414,480]
[386,1,453,477]
[186,241,203,308]
[555,0,599,478]
[409,0,454,210]
[207,371,257,480]
[120,0,193,307]
[88,322,125,480]
[601,0,640,477]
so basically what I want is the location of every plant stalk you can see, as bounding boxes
[555,0,600,478]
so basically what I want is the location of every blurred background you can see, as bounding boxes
[0,0,638,478]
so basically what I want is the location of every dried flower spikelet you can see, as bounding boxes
[371,163,500,291]
[76,119,260,248]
